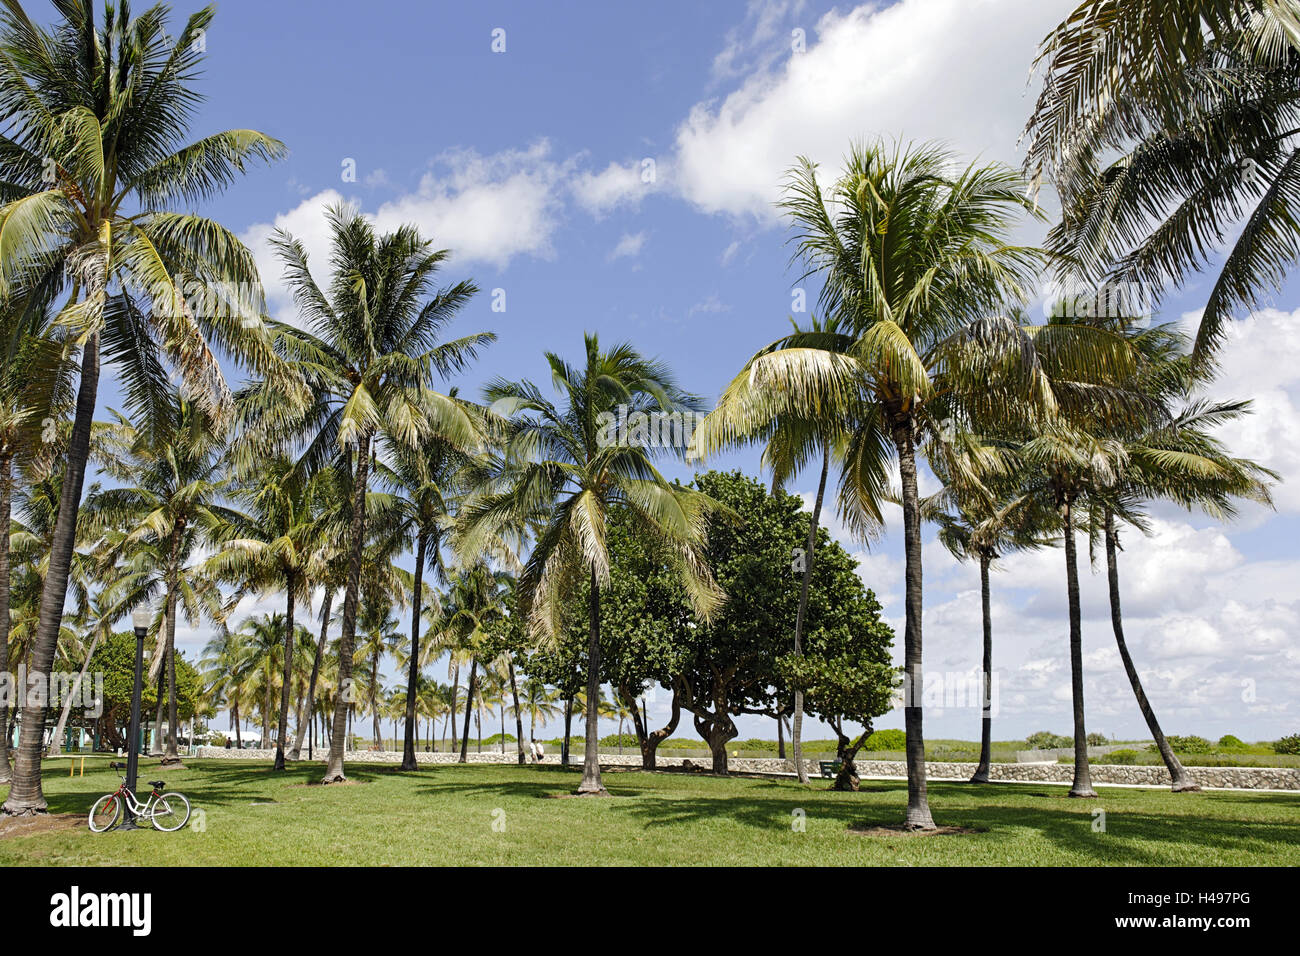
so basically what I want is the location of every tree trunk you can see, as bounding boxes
[164,627,181,763]
[790,443,829,784]
[162,516,187,766]
[152,660,168,755]
[508,657,525,766]
[776,709,785,760]
[233,703,242,748]
[971,551,993,783]
[637,685,680,770]
[261,660,272,751]
[1061,493,1097,798]
[0,453,13,783]
[448,659,459,751]
[831,725,872,792]
[459,659,477,762]
[324,432,372,782]
[3,332,99,815]
[1105,514,1198,791]
[702,721,735,775]
[290,590,332,760]
[577,566,607,794]
[370,645,381,750]
[50,630,102,759]
[401,531,428,771]
[561,698,572,767]
[892,419,936,829]
[274,571,296,770]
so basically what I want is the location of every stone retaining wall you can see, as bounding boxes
[192,747,1299,790]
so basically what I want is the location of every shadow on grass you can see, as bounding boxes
[605,778,1300,864]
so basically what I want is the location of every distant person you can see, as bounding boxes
[224,739,232,750]
[532,740,544,763]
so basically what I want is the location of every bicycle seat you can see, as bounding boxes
[148,780,166,790]
[109,761,123,769]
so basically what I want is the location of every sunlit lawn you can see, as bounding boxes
[2,759,1298,866]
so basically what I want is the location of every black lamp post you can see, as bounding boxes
[120,606,149,830]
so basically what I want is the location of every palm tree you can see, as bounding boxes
[923,466,1055,782]
[281,465,353,761]
[611,695,635,755]
[695,141,1075,827]
[238,204,487,783]
[1022,421,1125,799]
[457,333,725,795]
[0,1,285,814]
[222,614,288,750]
[201,623,249,747]
[48,582,123,751]
[205,456,331,769]
[504,648,527,765]
[519,677,562,746]
[80,396,233,764]
[375,411,485,769]
[476,670,508,753]
[0,289,73,782]
[1024,0,1300,361]
[355,596,403,750]
[439,562,509,761]
[1083,339,1276,789]
[6,465,94,683]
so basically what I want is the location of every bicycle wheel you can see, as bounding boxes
[88,793,122,832]
[150,792,191,832]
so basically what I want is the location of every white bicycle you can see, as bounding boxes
[88,762,192,832]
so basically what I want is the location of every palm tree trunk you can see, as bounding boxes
[448,659,459,751]
[233,703,242,748]
[508,656,525,766]
[152,663,167,754]
[50,630,103,757]
[1062,492,1097,798]
[163,607,181,764]
[3,332,99,815]
[1105,513,1198,791]
[562,698,573,767]
[261,660,272,751]
[290,589,332,760]
[325,432,371,782]
[459,659,477,762]
[790,442,829,784]
[274,571,296,771]
[892,419,936,829]
[577,566,607,794]
[371,646,381,750]
[401,531,429,771]
[971,551,993,783]
[0,452,13,784]
[161,514,186,766]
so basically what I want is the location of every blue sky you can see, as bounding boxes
[75,0,1300,746]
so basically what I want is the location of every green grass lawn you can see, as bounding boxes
[3,759,1298,866]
